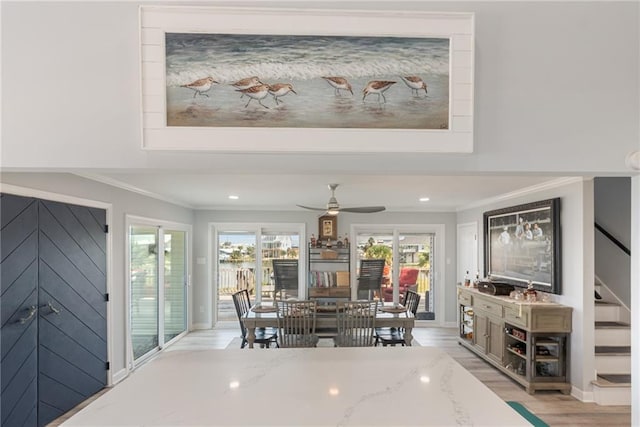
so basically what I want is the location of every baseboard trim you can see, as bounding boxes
[192,322,210,330]
[571,385,594,403]
[111,368,129,385]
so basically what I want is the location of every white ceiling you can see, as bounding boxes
[83,172,569,211]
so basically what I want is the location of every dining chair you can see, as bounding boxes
[357,258,386,301]
[272,259,299,300]
[276,300,319,348]
[333,300,378,347]
[232,289,278,349]
[374,290,420,347]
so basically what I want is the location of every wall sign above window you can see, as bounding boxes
[140,7,475,153]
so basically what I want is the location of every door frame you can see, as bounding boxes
[350,223,446,326]
[457,221,479,285]
[0,183,115,385]
[125,215,192,369]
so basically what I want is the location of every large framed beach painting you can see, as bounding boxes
[140,7,475,152]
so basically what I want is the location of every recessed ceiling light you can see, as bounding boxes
[419,197,430,202]
[228,195,239,200]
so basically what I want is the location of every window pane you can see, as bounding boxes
[218,233,257,321]
[164,230,186,343]
[262,232,299,302]
[130,226,159,360]
[356,233,392,300]
[399,233,434,319]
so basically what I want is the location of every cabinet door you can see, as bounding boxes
[473,312,488,354]
[487,317,505,363]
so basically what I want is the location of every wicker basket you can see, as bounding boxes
[320,250,338,260]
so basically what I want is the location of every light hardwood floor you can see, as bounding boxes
[51,324,631,426]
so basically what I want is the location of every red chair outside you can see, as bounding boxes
[383,268,419,302]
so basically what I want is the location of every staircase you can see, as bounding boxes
[591,282,631,405]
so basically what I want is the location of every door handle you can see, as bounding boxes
[17,305,37,324]
[41,301,61,315]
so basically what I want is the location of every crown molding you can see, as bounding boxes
[457,177,584,212]
[73,173,194,209]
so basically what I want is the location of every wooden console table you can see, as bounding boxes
[458,286,572,394]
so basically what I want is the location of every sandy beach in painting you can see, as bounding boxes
[166,34,449,129]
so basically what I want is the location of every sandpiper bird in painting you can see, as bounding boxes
[321,77,353,96]
[363,80,396,103]
[231,76,262,90]
[230,76,263,99]
[400,76,428,96]
[268,83,297,105]
[180,76,218,98]
[237,84,271,109]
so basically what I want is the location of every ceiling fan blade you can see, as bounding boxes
[339,206,386,213]
[296,204,329,212]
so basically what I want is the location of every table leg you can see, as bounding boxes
[404,326,413,346]
[247,327,256,349]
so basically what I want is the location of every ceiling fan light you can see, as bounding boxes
[326,209,340,216]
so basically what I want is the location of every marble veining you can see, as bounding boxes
[63,347,529,426]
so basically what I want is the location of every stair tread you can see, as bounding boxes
[595,321,630,328]
[595,345,631,355]
[595,374,631,386]
[594,300,620,306]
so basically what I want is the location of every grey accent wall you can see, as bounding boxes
[0,173,194,381]
[594,177,632,307]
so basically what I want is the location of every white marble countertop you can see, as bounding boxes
[63,347,528,426]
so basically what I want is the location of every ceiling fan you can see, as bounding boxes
[296,184,386,215]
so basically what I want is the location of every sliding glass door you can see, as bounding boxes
[129,219,189,364]
[354,227,437,320]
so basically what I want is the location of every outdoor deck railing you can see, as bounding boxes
[217,265,274,296]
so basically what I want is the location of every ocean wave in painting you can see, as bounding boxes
[165,33,449,86]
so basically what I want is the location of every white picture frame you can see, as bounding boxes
[140,6,475,153]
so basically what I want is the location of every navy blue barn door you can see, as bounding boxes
[1,194,108,427]
[1,194,39,426]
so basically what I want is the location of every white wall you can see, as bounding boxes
[0,173,194,383]
[193,209,457,326]
[456,179,596,400]
[1,1,638,173]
